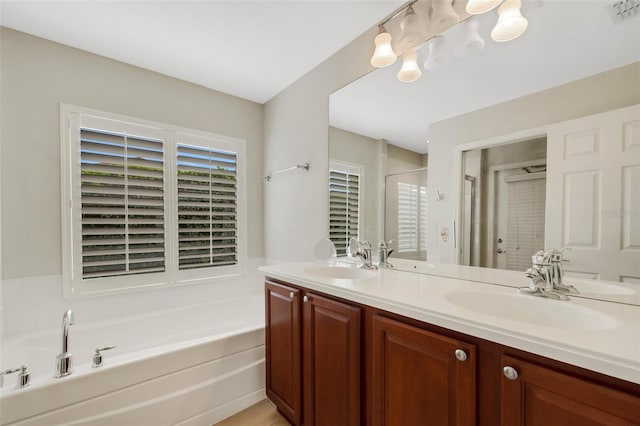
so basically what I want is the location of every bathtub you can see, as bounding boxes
[0,293,265,426]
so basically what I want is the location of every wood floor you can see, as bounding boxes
[214,399,290,426]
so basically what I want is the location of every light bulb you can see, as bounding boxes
[370,26,397,68]
[398,6,423,53]
[397,51,422,83]
[491,0,528,42]
[466,0,503,15]
[430,0,460,35]
[423,36,450,71]
[454,18,485,57]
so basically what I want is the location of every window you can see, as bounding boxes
[61,105,246,298]
[329,161,362,256]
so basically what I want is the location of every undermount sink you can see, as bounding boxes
[304,265,377,280]
[445,291,617,330]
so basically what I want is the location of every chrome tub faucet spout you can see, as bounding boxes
[55,309,75,378]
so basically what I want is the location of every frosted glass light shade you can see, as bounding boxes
[491,0,528,42]
[430,0,460,35]
[397,51,422,83]
[398,6,423,53]
[466,0,503,14]
[454,18,485,57]
[370,27,397,68]
[424,36,450,71]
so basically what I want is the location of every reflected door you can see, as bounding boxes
[546,104,640,282]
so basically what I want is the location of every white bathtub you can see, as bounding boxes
[0,294,265,426]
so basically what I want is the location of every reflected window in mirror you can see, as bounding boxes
[329,161,363,256]
[386,169,428,261]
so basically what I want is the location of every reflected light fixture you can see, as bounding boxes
[466,0,504,15]
[423,36,450,70]
[491,0,528,42]
[370,25,397,67]
[454,17,485,57]
[397,51,422,83]
[398,5,423,53]
[430,0,460,35]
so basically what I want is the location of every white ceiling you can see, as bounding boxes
[0,0,405,104]
[329,1,640,153]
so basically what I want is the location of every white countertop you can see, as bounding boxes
[259,261,640,385]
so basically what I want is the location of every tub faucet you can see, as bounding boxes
[55,309,75,378]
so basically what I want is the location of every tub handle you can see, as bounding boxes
[93,346,117,368]
[1,365,30,389]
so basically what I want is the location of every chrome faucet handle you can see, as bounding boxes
[1,365,30,388]
[93,346,117,368]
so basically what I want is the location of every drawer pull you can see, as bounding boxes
[289,292,294,299]
[454,349,467,362]
[303,295,309,303]
[503,366,519,381]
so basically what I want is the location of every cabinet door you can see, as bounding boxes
[265,281,301,425]
[303,292,361,426]
[371,315,476,426]
[501,355,640,425]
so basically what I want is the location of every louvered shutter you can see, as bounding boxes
[177,144,238,270]
[329,170,360,256]
[397,182,418,253]
[80,128,165,278]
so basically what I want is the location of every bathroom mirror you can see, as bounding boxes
[328,1,640,305]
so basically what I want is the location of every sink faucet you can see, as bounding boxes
[55,309,75,378]
[377,240,394,268]
[548,249,579,294]
[518,251,569,301]
[352,240,378,270]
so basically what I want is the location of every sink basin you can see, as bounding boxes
[445,291,617,330]
[304,265,377,280]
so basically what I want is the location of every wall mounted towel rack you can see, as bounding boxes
[263,163,310,182]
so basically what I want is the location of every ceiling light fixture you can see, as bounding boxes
[397,51,422,82]
[369,0,528,83]
[370,25,397,67]
[466,0,504,15]
[491,0,528,42]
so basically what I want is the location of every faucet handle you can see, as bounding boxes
[92,346,117,368]
[1,365,30,388]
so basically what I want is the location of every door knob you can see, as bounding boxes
[497,248,507,254]
[303,295,309,303]
[454,349,467,361]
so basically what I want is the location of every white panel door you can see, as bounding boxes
[546,104,640,282]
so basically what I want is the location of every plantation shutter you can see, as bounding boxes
[177,144,238,270]
[80,128,165,278]
[397,182,428,254]
[329,170,360,256]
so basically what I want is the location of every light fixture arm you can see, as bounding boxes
[378,0,419,27]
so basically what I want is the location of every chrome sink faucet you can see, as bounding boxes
[548,249,579,294]
[377,240,394,269]
[351,239,378,270]
[55,309,75,378]
[518,251,569,301]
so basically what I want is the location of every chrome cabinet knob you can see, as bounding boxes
[289,292,294,299]
[454,349,467,362]
[303,295,309,303]
[503,366,519,380]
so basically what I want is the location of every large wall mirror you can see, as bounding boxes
[328,1,640,305]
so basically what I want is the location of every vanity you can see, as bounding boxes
[259,262,640,426]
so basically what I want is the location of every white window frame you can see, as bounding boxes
[328,160,364,256]
[61,104,247,299]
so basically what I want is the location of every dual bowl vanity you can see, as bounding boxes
[260,261,640,425]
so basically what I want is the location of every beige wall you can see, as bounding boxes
[386,144,426,176]
[263,26,377,261]
[0,28,264,279]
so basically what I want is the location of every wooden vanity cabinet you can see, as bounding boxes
[371,315,476,426]
[265,280,361,426]
[500,355,640,425]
